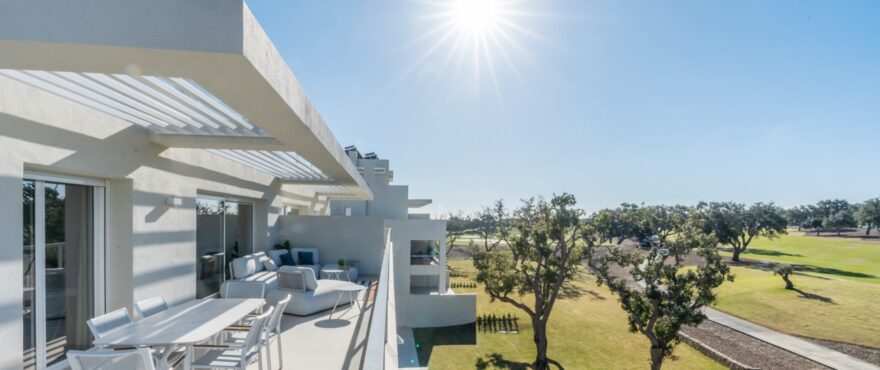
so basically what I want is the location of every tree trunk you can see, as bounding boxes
[731,247,742,263]
[866,225,872,236]
[532,318,550,370]
[783,275,794,290]
[797,225,802,231]
[650,345,664,370]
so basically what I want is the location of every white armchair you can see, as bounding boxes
[274,266,353,316]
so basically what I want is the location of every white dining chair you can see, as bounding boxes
[134,296,168,319]
[86,308,134,347]
[223,281,267,315]
[191,307,274,370]
[68,348,156,370]
[262,294,290,370]
[133,296,189,367]
[222,281,266,299]
[226,294,291,370]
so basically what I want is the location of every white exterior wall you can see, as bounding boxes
[273,215,386,276]
[406,294,477,328]
[329,153,477,330]
[0,76,331,369]
[384,219,475,327]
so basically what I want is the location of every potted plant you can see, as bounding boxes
[337,258,346,269]
[273,240,291,251]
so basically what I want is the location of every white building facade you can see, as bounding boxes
[0,1,472,369]
[329,147,477,329]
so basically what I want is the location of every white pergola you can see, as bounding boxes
[0,0,371,199]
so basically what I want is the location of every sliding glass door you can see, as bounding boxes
[22,177,104,370]
[196,197,253,298]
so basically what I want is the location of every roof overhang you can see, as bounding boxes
[408,199,433,208]
[0,0,371,200]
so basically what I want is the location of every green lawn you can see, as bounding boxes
[719,232,880,284]
[414,260,725,370]
[713,232,880,348]
[713,266,880,348]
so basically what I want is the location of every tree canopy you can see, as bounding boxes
[590,204,733,370]
[473,200,508,251]
[855,198,880,236]
[698,202,787,262]
[473,194,591,370]
[444,212,476,256]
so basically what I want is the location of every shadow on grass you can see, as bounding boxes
[743,248,802,257]
[558,284,586,299]
[792,288,835,304]
[413,323,477,366]
[476,353,565,370]
[584,289,607,301]
[741,262,875,280]
[795,265,876,279]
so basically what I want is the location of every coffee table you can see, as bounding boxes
[323,268,346,281]
[329,283,366,320]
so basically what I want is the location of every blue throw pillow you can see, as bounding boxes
[279,252,296,266]
[297,251,314,265]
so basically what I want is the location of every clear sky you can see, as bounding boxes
[247,0,880,215]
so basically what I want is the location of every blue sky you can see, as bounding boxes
[247,0,880,215]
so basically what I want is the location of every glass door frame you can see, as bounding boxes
[195,194,255,297]
[24,171,106,370]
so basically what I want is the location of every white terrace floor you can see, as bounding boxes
[184,277,377,370]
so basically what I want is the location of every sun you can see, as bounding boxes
[408,0,541,98]
[452,0,501,34]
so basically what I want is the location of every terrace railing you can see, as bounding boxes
[362,228,398,370]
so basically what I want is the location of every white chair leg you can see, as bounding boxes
[266,341,272,370]
[277,334,283,370]
[258,348,264,370]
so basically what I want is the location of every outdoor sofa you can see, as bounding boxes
[220,249,360,316]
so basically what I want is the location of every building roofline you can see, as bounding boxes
[0,0,372,200]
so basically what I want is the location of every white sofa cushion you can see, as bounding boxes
[246,256,257,277]
[267,249,289,266]
[253,252,269,272]
[241,271,277,288]
[231,256,253,280]
[278,266,318,290]
[262,259,277,272]
[270,279,356,316]
[298,264,321,277]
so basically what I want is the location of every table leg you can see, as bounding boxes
[183,344,192,370]
[157,344,174,370]
[329,290,343,319]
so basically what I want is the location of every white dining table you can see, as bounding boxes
[93,298,264,370]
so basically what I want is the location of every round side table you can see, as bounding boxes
[329,283,367,319]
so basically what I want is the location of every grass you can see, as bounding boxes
[414,259,725,370]
[713,266,880,348]
[712,232,879,348]
[719,231,880,284]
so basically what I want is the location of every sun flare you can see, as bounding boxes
[452,0,501,34]
[410,0,541,98]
